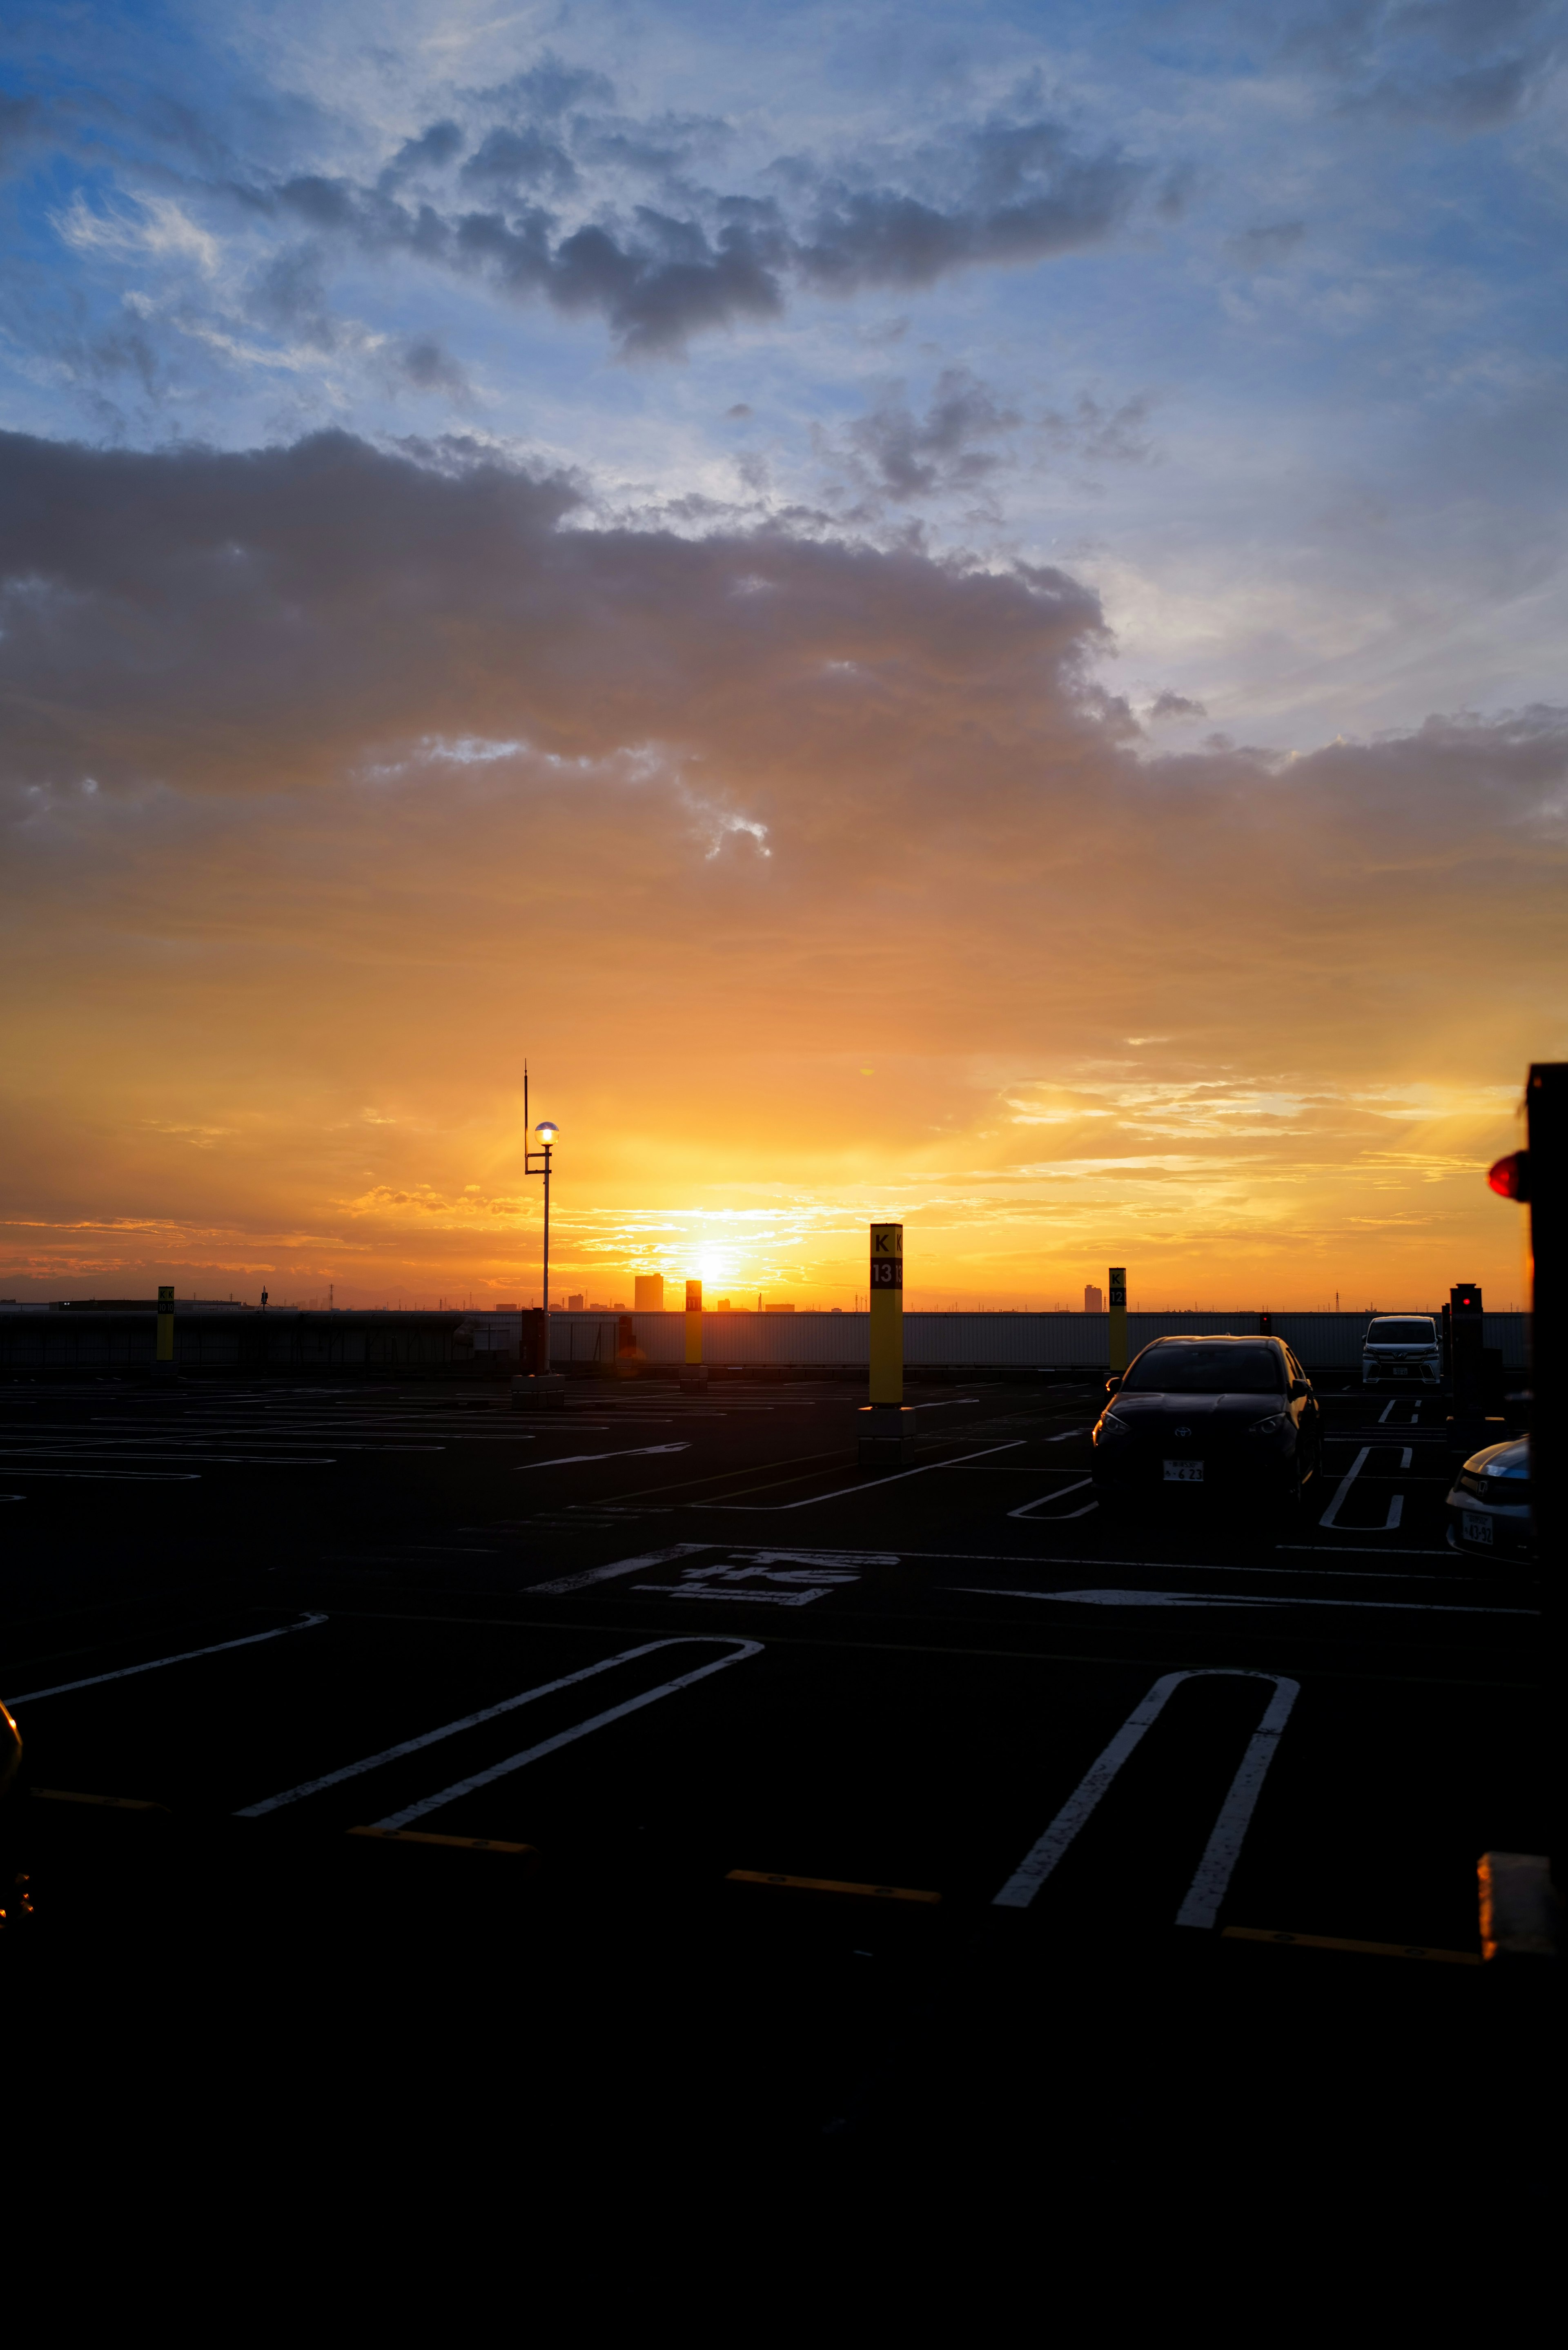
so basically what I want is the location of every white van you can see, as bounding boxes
[1361,1314,1443,1387]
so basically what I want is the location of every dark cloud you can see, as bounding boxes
[1041,392,1154,466]
[471,56,617,122]
[0,428,1105,807]
[797,144,1138,294]
[1226,221,1306,268]
[246,243,341,348]
[460,125,578,199]
[1147,690,1207,720]
[829,369,1021,503]
[395,337,470,398]
[381,119,465,186]
[236,97,1141,358]
[1282,0,1559,131]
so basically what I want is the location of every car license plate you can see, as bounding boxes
[1461,1513,1493,1546]
[1164,1460,1203,1483]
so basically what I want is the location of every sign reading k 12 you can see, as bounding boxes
[870,1223,903,1289]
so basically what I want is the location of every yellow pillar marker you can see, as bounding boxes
[681,1276,707,1391]
[860,1222,915,1465]
[156,1284,175,1370]
[869,1224,903,1404]
[1108,1266,1128,1375]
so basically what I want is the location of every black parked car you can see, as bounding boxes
[1091,1336,1322,1512]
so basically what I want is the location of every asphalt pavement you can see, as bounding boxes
[0,1371,1548,2237]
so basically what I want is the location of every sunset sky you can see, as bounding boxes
[2,1,1562,1311]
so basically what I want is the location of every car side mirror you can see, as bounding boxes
[1105,1376,1121,1394]
[1290,1379,1311,1399]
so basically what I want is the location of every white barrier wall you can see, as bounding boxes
[461,1308,1529,1372]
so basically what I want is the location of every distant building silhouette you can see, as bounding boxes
[634,1274,665,1309]
[1084,1283,1104,1313]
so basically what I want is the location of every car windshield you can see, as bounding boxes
[1368,1321,1434,1345]
[1122,1344,1283,1394]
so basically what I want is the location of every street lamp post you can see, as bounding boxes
[513,1066,565,1410]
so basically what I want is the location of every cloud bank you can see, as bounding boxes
[1,426,1561,1303]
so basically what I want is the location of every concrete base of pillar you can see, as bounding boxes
[857,1402,919,1469]
[679,1365,709,1393]
[512,1373,567,1411]
[1479,1853,1561,1959]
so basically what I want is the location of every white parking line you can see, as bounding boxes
[237,1633,748,1815]
[369,1638,763,1831]
[1316,1445,1403,1531]
[1046,1428,1090,1442]
[514,1444,691,1470]
[709,1440,1027,1511]
[958,1587,1536,1616]
[992,1669,1300,1926]
[9,1614,327,1706]
[529,1543,711,1596]
[1008,1477,1094,1521]
[1277,1545,1452,1558]
[0,1467,203,1481]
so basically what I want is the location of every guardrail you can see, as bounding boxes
[463,1308,1530,1374]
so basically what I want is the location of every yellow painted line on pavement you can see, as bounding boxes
[347,1825,537,1857]
[1223,1926,1481,1965]
[727,1868,941,1904]
[33,1788,169,1810]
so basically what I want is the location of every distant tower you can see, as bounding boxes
[634,1274,665,1310]
[1084,1283,1104,1314]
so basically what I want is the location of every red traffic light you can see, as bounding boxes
[1487,1151,1529,1202]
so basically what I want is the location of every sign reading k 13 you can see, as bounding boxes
[870,1223,903,1289]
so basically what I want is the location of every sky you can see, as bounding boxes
[1,0,1563,1312]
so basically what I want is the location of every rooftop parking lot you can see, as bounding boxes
[1,1370,1546,2229]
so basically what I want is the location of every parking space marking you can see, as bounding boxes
[710,1440,1027,1511]
[33,1788,168,1810]
[514,1443,691,1470]
[1222,1926,1481,1964]
[7,1613,327,1706]
[370,1637,764,1831]
[1278,1545,1452,1558]
[1008,1477,1096,1522]
[0,1467,203,1482]
[993,1669,1300,1926]
[1046,1428,1091,1442]
[347,1826,537,1856]
[529,1543,712,1596]
[633,1550,873,1605]
[958,1587,1536,1616]
[1317,1445,1403,1532]
[727,1870,942,1903]
[237,1634,737,1815]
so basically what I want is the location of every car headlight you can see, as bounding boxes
[1094,1413,1133,1443]
[1247,1412,1288,1435]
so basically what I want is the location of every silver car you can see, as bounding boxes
[1361,1314,1443,1387]
[1445,1438,1532,1561]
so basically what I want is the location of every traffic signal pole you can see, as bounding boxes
[1477,1067,1563,1956]
[1526,1066,1565,1909]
